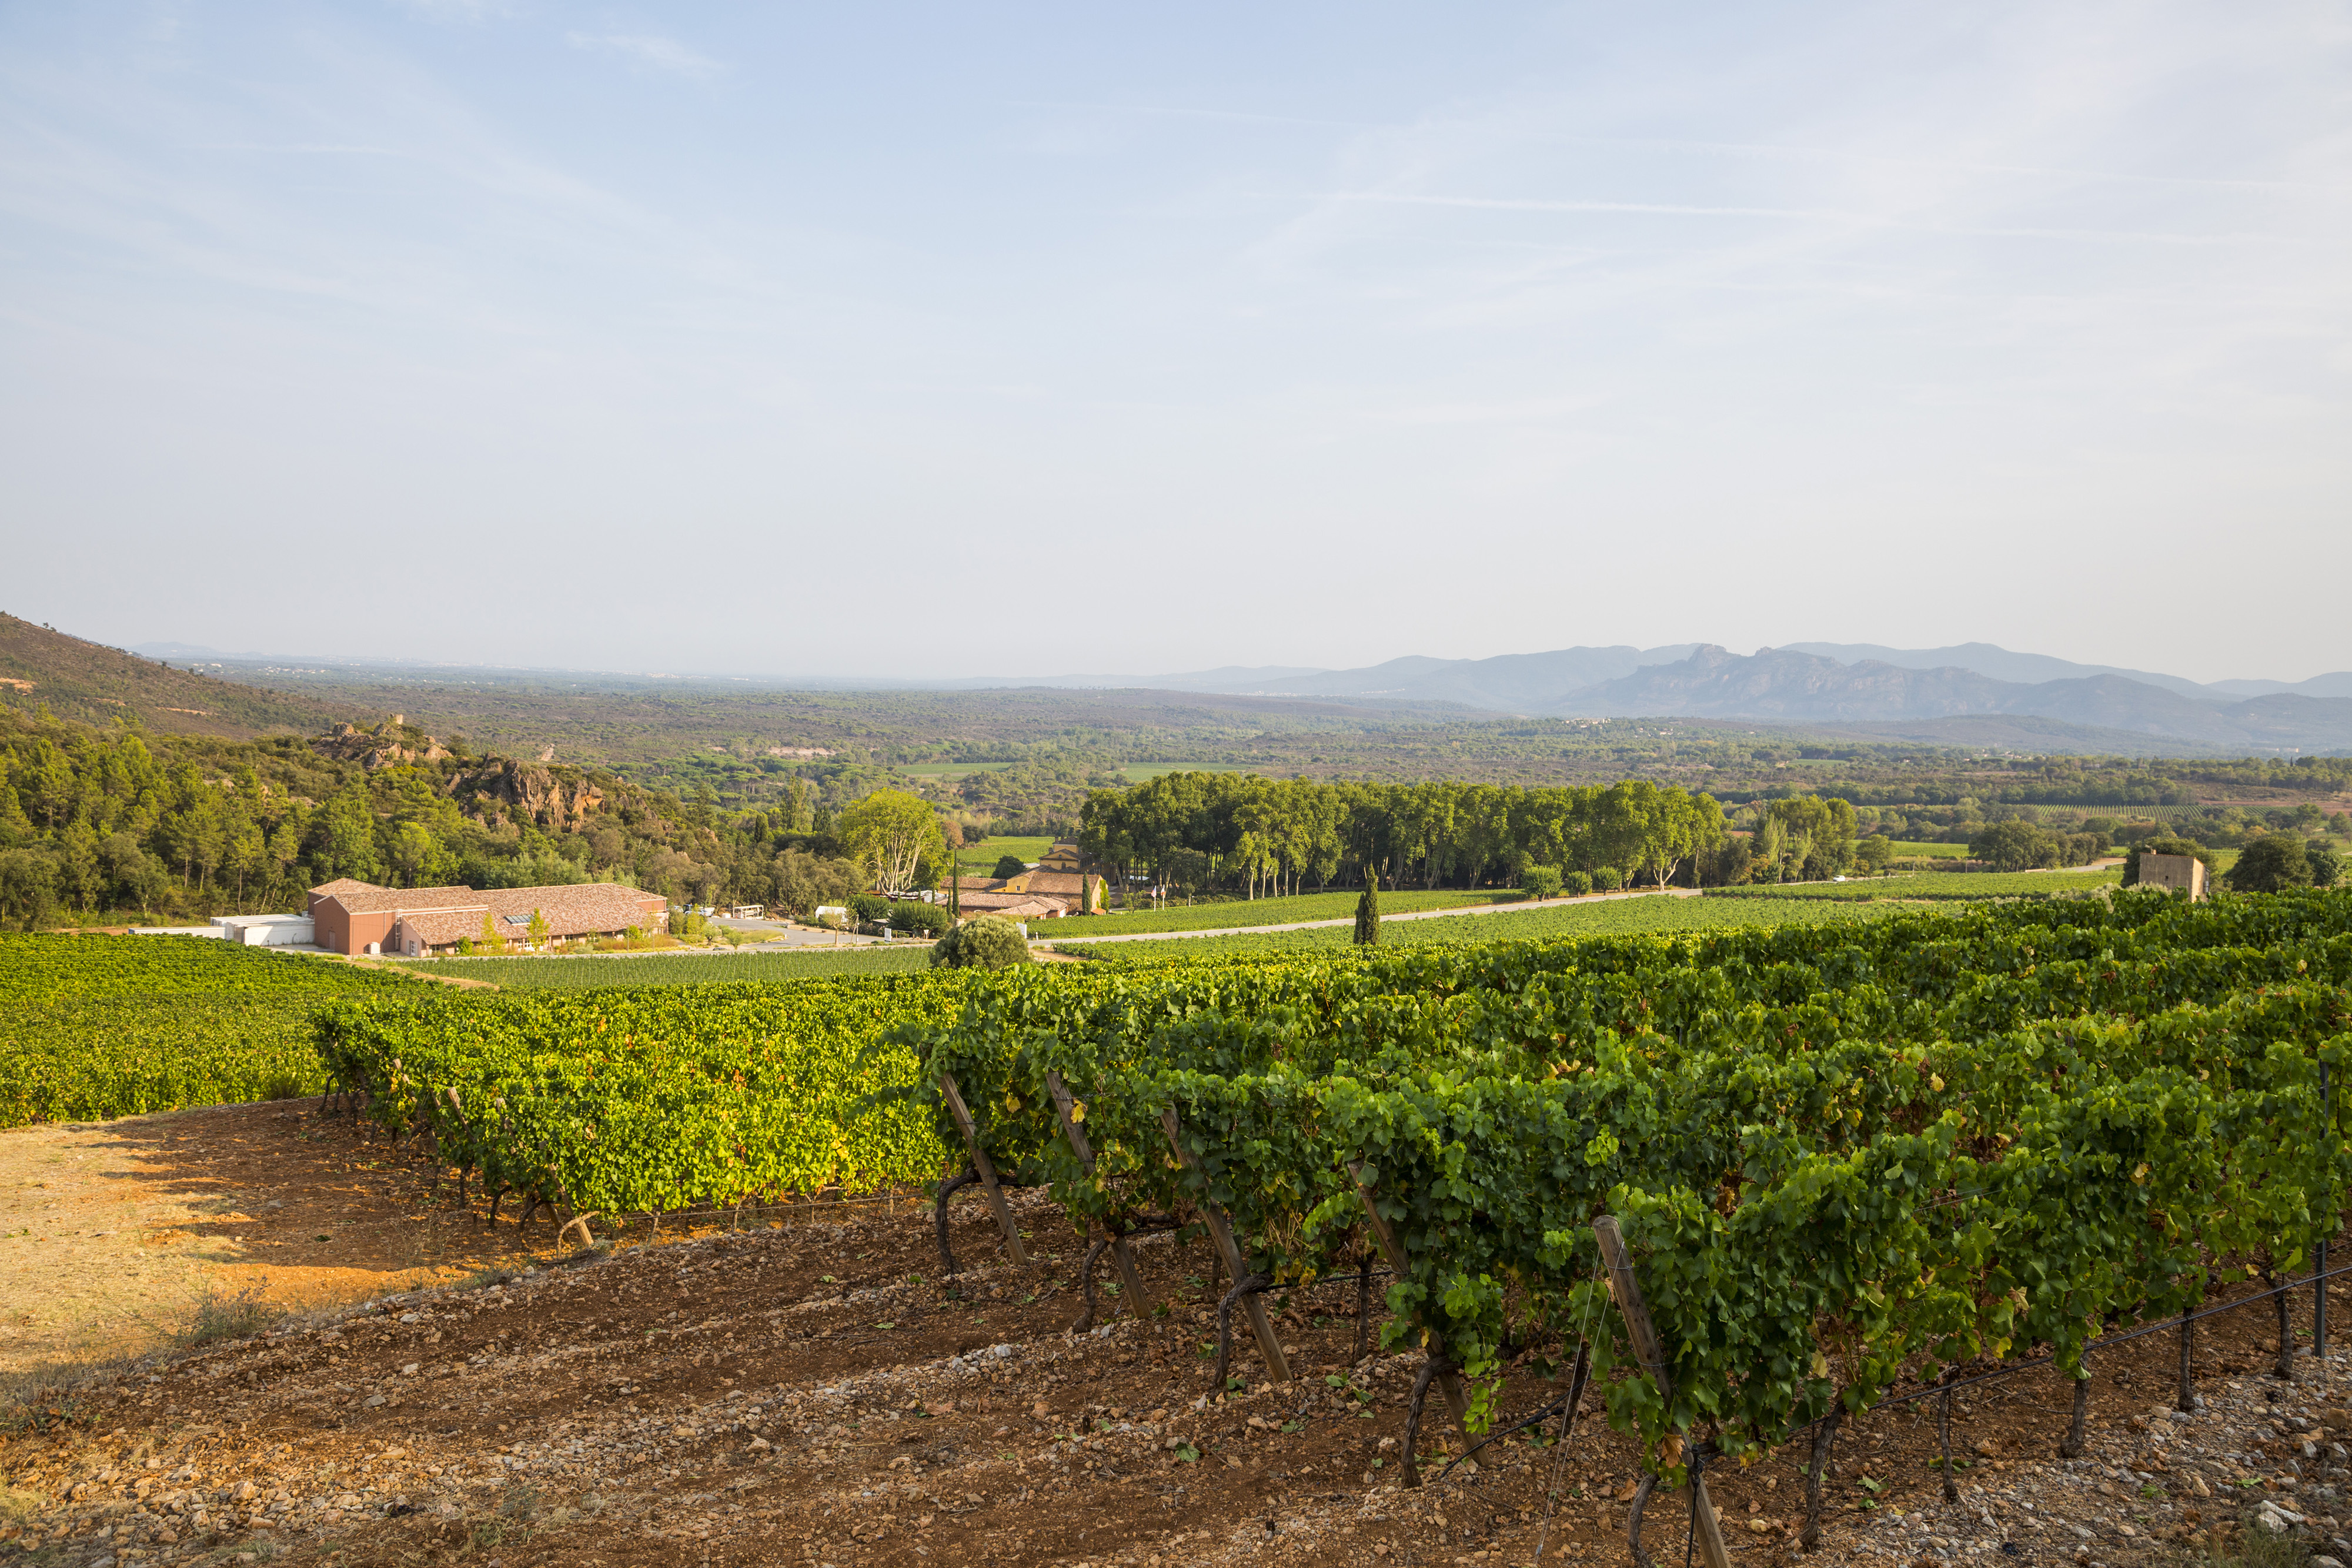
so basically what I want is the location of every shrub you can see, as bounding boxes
[887,901,950,938]
[1558,870,1593,897]
[2311,842,2345,889]
[848,892,893,925]
[1519,865,1563,900]
[1588,866,1621,892]
[930,914,1033,969]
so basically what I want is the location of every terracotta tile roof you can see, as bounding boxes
[1022,871,1093,897]
[954,892,1071,918]
[483,884,667,935]
[392,884,667,950]
[948,876,1011,892]
[324,884,482,915]
[308,878,381,900]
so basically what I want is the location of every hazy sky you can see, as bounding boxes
[3,2,2347,683]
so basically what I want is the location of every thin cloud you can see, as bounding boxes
[1315,192,2300,247]
[566,32,724,81]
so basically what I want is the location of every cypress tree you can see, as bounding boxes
[1354,865,1381,946]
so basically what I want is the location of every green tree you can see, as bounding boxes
[0,784,32,847]
[2308,842,2344,888]
[930,913,1033,969]
[836,788,946,895]
[1855,834,1896,875]
[387,822,447,888]
[1355,866,1381,945]
[526,907,551,947]
[1970,820,2059,873]
[992,854,1028,880]
[771,848,856,920]
[2224,834,2311,894]
[1768,795,1858,879]
[310,785,382,885]
[0,848,58,928]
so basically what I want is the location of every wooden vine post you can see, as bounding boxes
[1044,1069,1154,1315]
[2318,1062,2333,1358]
[936,1072,1029,1266]
[1160,1107,1290,1382]
[1593,1216,1734,1568]
[1347,1159,1478,1475]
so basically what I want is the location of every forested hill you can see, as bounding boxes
[0,703,746,929]
[0,613,360,738]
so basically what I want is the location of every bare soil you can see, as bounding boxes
[3,1105,2347,1568]
[0,1099,550,1379]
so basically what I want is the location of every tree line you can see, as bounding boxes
[1077,773,1866,897]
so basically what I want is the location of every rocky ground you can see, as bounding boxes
[4,1112,2348,1568]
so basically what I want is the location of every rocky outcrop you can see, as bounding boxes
[450,759,608,833]
[309,721,451,771]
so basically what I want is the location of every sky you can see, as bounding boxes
[1,1,2348,684]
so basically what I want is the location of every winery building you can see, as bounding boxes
[308,879,668,957]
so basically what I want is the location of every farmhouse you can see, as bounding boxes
[308,878,669,956]
[944,840,1105,918]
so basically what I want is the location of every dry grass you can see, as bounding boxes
[170,1279,283,1352]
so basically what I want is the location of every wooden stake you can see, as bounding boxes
[1347,1159,1476,1472]
[936,1072,1029,1266]
[1044,1070,1153,1316]
[1592,1215,1733,1568]
[1160,1106,1289,1382]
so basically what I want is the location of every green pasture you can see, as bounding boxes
[1058,886,1514,935]
[1887,841,1970,858]
[1053,892,1905,963]
[957,834,1055,871]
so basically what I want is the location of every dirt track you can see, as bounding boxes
[2,1105,2345,1567]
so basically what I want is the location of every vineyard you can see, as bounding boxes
[0,934,419,1126]
[887,885,2352,1526]
[306,887,2352,1530]
[1703,867,2124,901]
[315,974,981,1213]
[391,945,934,989]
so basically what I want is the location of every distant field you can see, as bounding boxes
[1705,867,2123,901]
[901,762,1014,779]
[957,834,1054,871]
[1889,840,1970,858]
[393,946,935,988]
[1056,887,1512,936]
[1054,893,1903,962]
[1119,763,1250,781]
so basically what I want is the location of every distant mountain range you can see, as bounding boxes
[123,634,2352,753]
[951,641,2352,751]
